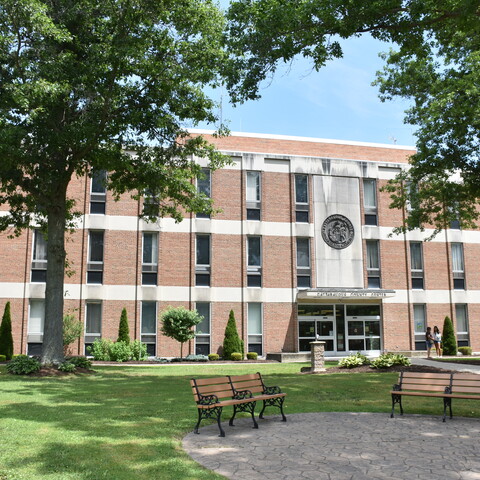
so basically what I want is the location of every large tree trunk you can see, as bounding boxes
[41,197,68,365]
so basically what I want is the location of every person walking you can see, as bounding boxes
[425,327,434,358]
[433,325,442,357]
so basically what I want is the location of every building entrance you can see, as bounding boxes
[298,303,382,356]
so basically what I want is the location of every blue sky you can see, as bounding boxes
[199,31,417,147]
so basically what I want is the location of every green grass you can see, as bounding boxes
[0,363,479,480]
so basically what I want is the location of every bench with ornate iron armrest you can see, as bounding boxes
[190,376,259,437]
[390,372,480,422]
[228,372,287,423]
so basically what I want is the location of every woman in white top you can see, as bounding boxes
[433,325,442,357]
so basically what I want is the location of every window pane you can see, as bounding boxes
[366,240,379,269]
[141,302,157,334]
[363,179,377,208]
[451,243,464,271]
[296,238,310,267]
[247,237,261,266]
[246,171,260,202]
[89,232,104,262]
[298,305,334,316]
[295,175,308,203]
[28,300,45,334]
[33,230,48,261]
[410,242,423,270]
[86,303,102,334]
[299,321,315,337]
[196,303,210,335]
[346,305,381,316]
[197,168,211,197]
[455,305,468,332]
[413,304,425,333]
[196,235,210,265]
[143,232,158,265]
[91,170,107,193]
[248,303,262,335]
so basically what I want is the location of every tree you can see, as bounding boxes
[0,302,14,360]
[0,0,232,364]
[225,1,480,234]
[62,313,83,355]
[160,307,203,358]
[442,316,457,356]
[117,308,130,345]
[222,310,243,360]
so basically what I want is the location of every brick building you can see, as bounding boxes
[1,131,478,358]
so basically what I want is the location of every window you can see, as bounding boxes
[141,301,157,356]
[27,299,45,355]
[142,232,158,285]
[410,242,424,289]
[246,171,261,220]
[196,168,211,219]
[90,170,107,214]
[413,304,426,350]
[363,179,377,225]
[248,303,262,356]
[31,230,48,282]
[196,234,210,286]
[85,302,102,355]
[195,302,210,355]
[87,231,104,284]
[295,174,309,223]
[247,236,262,287]
[451,243,465,289]
[296,238,311,288]
[455,304,469,347]
[366,240,381,288]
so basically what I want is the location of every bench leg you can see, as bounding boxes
[230,402,258,429]
[260,397,286,422]
[194,406,225,437]
[443,397,452,422]
[391,393,402,418]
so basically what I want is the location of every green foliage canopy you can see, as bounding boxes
[117,308,130,345]
[226,0,480,234]
[160,307,203,358]
[0,302,14,360]
[441,316,457,356]
[0,0,232,364]
[222,310,243,360]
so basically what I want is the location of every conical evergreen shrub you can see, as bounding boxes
[117,308,130,344]
[0,302,14,360]
[222,310,243,360]
[442,316,457,356]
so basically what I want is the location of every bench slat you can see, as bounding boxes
[229,373,260,382]
[192,376,230,386]
[399,383,448,392]
[400,372,452,379]
[230,379,262,389]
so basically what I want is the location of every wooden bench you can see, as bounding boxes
[390,372,480,421]
[190,372,286,437]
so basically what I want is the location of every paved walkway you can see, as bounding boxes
[411,357,480,374]
[183,359,480,480]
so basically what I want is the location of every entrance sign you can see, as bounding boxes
[298,288,396,300]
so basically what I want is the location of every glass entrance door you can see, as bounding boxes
[316,319,335,352]
[345,305,381,355]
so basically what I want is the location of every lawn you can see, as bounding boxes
[0,363,479,480]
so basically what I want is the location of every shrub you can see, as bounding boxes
[338,353,368,369]
[370,353,411,369]
[117,308,130,344]
[0,354,6,362]
[231,352,242,361]
[58,361,76,372]
[223,310,243,360]
[88,339,113,361]
[63,313,83,355]
[130,340,148,361]
[442,316,457,356]
[247,352,258,360]
[185,354,208,362]
[109,341,132,362]
[6,355,41,375]
[67,356,92,369]
[458,346,472,356]
[0,302,14,360]
[208,353,220,361]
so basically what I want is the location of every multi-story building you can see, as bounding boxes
[1,131,478,358]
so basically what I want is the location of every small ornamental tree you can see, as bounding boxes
[0,302,14,360]
[117,308,130,344]
[63,313,83,355]
[442,316,457,356]
[160,307,203,358]
[222,310,243,360]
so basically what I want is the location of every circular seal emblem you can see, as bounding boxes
[321,214,355,249]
